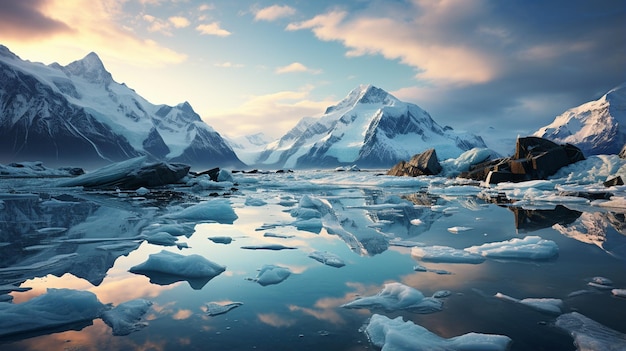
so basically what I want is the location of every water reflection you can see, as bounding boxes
[509,205,582,232]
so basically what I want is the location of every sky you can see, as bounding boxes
[0,0,624,151]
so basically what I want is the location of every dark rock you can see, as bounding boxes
[59,158,190,189]
[192,167,220,181]
[387,148,442,176]
[604,176,624,187]
[460,136,585,184]
[620,144,626,159]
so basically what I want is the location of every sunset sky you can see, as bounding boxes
[1,0,624,148]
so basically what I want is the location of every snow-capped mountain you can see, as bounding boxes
[534,83,626,156]
[0,45,244,169]
[225,132,272,166]
[255,85,486,169]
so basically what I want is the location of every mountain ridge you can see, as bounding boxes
[0,45,243,169]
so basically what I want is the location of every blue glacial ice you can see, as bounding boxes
[494,292,563,315]
[364,314,512,351]
[164,198,238,224]
[556,311,626,351]
[250,264,291,286]
[101,299,152,336]
[341,282,443,314]
[205,301,243,316]
[129,250,225,281]
[411,246,486,264]
[466,235,559,260]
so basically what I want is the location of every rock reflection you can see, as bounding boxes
[509,205,582,232]
[553,211,626,259]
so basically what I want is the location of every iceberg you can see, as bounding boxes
[205,301,243,316]
[101,299,152,336]
[411,246,486,264]
[129,250,226,288]
[341,282,443,314]
[240,244,297,251]
[0,288,105,338]
[465,236,559,260]
[164,198,238,224]
[308,250,346,268]
[364,314,512,351]
[250,264,291,286]
[495,292,563,315]
[144,231,180,246]
[208,236,233,244]
[556,312,626,351]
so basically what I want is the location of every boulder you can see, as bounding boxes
[620,144,626,159]
[461,137,585,184]
[58,157,190,189]
[604,176,624,187]
[387,149,442,177]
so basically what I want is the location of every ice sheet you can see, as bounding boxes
[364,314,512,351]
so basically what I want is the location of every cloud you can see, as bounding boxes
[254,4,296,21]
[205,86,335,138]
[0,0,186,69]
[287,4,499,85]
[196,22,231,36]
[0,0,73,40]
[169,16,190,28]
[275,62,322,74]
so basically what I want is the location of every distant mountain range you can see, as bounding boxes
[252,85,486,169]
[0,45,244,169]
[534,83,626,156]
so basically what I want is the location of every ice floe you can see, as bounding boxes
[143,231,180,247]
[612,289,626,298]
[364,314,512,351]
[245,197,267,206]
[142,223,195,238]
[308,250,346,268]
[129,250,225,288]
[495,292,563,315]
[205,301,243,316]
[208,236,233,244]
[411,246,486,264]
[447,226,473,233]
[341,282,443,314]
[556,311,626,351]
[465,236,559,260]
[249,264,291,286]
[0,288,105,338]
[263,232,294,239]
[101,299,152,336]
[164,198,238,224]
[588,276,614,290]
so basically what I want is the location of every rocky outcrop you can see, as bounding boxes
[620,144,626,159]
[387,149,442,176]
[459,137,585,184]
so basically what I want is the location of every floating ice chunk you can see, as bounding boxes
[433,290,452,298]
[208,236,233,244]
[389,240,424,247]
[495,292,563,315]
[245,197,267,206]
[588,276,614,289]
[164,198,238,224]
[205,301,243,316]
[364,314,512,351]
[129,250,225,279]
[410,219,424,226]
[143,223,195,237]
[465,236,558,260]
[135,187,150,196]
[240,244,297,251]
[97,242,142,251]
[250,264,291,286]
[413,264,428,272]
[0,288,105,338]
[101,299,152,336]
[217,169,234,182]
[556,312,626,351]
[412,246,486,264]
[35,227,67,234]
[447,226,473,233]
[144,232,179,246]
[341,282,443,314]
[612,289,626,298]
[263,232,294,239]
[308,251,346,268]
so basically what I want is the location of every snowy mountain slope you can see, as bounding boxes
[225,132,272,166]
[534,83,626,156]
[255,85,486,169]
[0,45,243,169]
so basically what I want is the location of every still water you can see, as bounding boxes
[0,170,625,350]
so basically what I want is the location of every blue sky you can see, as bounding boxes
[0,0,624,150]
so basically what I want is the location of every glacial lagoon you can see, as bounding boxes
[1,162,626,350]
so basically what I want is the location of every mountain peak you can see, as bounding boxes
[0,45,19,60]
[325,84,397,114]
[64,51,113,85]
